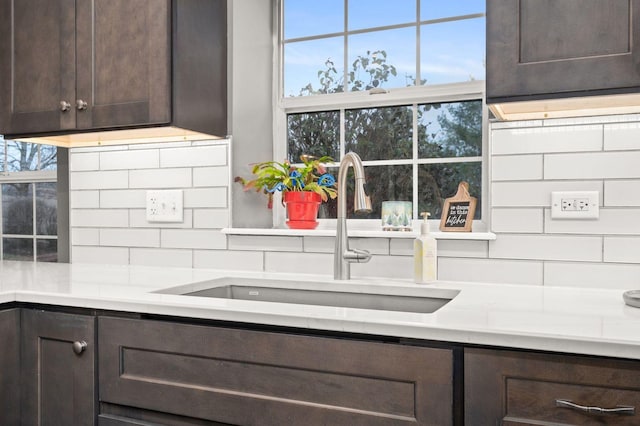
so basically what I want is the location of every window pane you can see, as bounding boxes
[420,17,485,84]
[6,141,38,171]
[3,238,33,261]
[39,145,57,170]
[284,0,343,39]
[36,182,57,235]
[418,162,481,219]
[0,136,4,172]
[420,0,484,21]
[284,37,344,97]
[348,28,416,90]
[37,239,57,262]
[346,106,413,160]
[288,111,340,162]
[2,183,33,235]
[349,0,416,30]
[320,164,413,219]
[418,100,482,158]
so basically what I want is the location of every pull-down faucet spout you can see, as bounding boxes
[334,152,372,280]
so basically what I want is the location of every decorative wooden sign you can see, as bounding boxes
[439,182,477,232]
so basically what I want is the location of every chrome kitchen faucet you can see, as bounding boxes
[334,152,372,280]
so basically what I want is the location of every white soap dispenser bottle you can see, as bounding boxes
[414,212,437,284]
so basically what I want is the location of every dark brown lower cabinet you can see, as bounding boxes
[99,317,454,426]
[0,309,20,425]
[465,348,640,426]
[21,309,96,426]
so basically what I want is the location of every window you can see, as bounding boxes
[278,0,486,226]
[0,136,58,261]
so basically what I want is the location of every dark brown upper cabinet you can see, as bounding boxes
[0,0,227,145]
[487,0,640,120]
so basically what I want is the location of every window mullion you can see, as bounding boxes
[413,103,419,219]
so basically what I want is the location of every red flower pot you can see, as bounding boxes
[284,191,321,229]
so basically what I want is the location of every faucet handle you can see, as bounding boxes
[344,248,372,263]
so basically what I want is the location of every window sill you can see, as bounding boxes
[221,227,496,240]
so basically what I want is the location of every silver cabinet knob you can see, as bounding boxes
[60,101,71,112]
[72,340,87,355]
[76,99,88,111]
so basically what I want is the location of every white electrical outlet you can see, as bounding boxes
[551,191,599,219]
[146,190,184,222]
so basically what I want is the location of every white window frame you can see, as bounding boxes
[273,1,490,232]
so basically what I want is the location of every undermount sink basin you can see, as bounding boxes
[157,277,459,314]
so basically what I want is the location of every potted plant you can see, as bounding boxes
[235,155,337,229]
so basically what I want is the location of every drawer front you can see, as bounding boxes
[99,317,453,426]
[465,348,640,426]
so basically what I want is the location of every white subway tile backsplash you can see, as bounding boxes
[438,240,489,258]
[184,188,227,208]
[72,246,129,265]
[71,228,100,246]
[264,252,333,275]
[544,262,640,289]
[70,152,99,171]
[70,171,128,190]
[604,180,640,206]
[100,189,146,208]
[161,229,227,249]
[389,239,413,255]
[604,237,640,263]
[160,145,227,168]
[194,250,264,271]
[492,181,603,207]
[71,209,129,228]
[229,235,303,252]
[100,149,159,170]
[489,234,602,262]
[100,229,160,248]
[545,151,640,179]
[129,209,194,228]
[492,208,544,233]
[129,168,192,188]
[545,209,640,235]
[129,248,193,268]
[193,166,230,187]
[491,155,543,181]
[70,191,100,209]
[193,209,230,229]
[604,122,640,151]
[303,236,389,255]
[439,258,543,285]
[492,125,602,155]
[351,255,413,279]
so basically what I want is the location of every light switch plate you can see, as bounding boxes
[146,190,184,222]
[551,191,599,219]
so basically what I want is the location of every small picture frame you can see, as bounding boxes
[381,201,412,231]
[439,182,476,232]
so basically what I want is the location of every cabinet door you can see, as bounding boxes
[487,0,640,103]
[0,0,77,135]
[465,348,640,425]
[22,309,96,426]
[0,309,20,426]
[100,317,453,426]
[75,0,171,130]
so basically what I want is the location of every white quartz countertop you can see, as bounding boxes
[1,260,639,360]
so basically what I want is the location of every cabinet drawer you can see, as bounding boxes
[465,348,640,426]
[99,317,453,426]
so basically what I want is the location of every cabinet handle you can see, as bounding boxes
[72,340,87,355]
[76,99,88,111]
[60,101,71,112]
[556,399,635,416]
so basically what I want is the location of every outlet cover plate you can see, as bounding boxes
[146,190,184,222]
[551,191,599,219]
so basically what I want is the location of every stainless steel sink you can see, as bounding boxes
[157,277,459,314]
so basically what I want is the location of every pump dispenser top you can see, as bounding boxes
[420,211,431,235]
